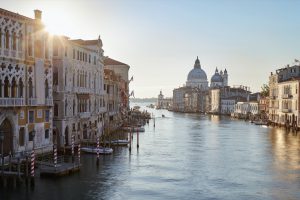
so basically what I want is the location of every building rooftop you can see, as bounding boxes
[104,57,129,67]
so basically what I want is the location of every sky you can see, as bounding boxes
[2,0,300,98]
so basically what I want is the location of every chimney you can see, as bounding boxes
[34,9,42,20]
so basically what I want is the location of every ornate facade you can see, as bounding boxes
[0,9,53,155]
[52,36,105,147]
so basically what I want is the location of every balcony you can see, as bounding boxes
[74,87,91,94]
[45,98,53,106]
[282,108,292,113]
[282,94,293,99]
[28,98,37,106]
[79,112,91,118]
[0,98,25,106]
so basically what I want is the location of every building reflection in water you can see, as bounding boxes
[269,128,300,181]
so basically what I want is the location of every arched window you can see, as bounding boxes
[11,77,17,97]
[65,99,68,116]
[18,78,23,97]
[73,99,76,116]
[4,76,9,97]
[54,103,58,117]
[28,78,33,98]
[0,29,2,48]
[65,71,67,86]
[45,79,49,98]
[0,80,2,97]
[77,70,79,87]
[18,32,23,51]
[5,29,9,49]
[73,72,75,87]
[12,32,16,50]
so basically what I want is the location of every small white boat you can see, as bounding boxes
[112,140,130,145]
[81,147,113,155]
[122,126,145,132]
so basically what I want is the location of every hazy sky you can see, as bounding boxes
[2,0,300,98]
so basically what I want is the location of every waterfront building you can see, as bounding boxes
[269,61,300,127]
[104,68,121,131]
[104,57,130,111]
[233,92,260,119]
[103,57,130,130]
[157,90,172,109]
[52,36,105,147]
[0,9,53,155]
[210,85,250,115]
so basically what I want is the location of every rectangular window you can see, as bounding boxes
[77,50,79,60]
[73,49,75,59]
[53,44,58,56]
[29,111,34,123]
[29,131,35,141]
[45,110,50,122]
[65,46,68,57]
[19,127,25,146]
[89,55,91,63]
[45,129,49,139]
[94,56,96,65]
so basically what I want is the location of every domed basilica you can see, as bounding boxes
[186,57,228,90]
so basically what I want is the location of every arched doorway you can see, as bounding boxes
[64,126,69,146]
[0,119,13,155]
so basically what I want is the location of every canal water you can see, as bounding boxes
[2,102,300,200]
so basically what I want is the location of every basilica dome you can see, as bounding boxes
[186,57,208,90]
[211,72,223,82]
[187,57,207,81]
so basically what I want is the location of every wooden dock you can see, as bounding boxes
[39,162,81,177]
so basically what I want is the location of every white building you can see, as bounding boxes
[52,36,106,147]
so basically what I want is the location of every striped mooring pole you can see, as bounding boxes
[78,143,81,165]
[71,135,75,163]
[137,128,139,149]
[96,136,100,166]
[53,144,57,168]
[30,149,35,187]
[129,127,132,152]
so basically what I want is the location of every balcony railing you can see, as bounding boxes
[282,94,293,99]
[45,98,53,106]
[79,112,91,118]
[282,108,292,113]
[28,98,37,106]
[0,98,25,106]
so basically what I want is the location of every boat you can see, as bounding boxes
[111,140,130,146]
[122,126,145,132]
[162,114,165,117]
[81,146,113,154]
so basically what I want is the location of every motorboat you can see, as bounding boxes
[122,126,145,132]
[81,146,113,155]
[111,140,130,146]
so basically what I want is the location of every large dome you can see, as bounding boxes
[187,68,207,80]
[187,57,207,81]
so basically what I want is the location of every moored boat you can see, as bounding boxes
[111,140,130,146]
[81,146,113,154]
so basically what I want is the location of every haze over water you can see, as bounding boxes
[2,102,300,200]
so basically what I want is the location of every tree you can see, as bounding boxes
[261,84,269,97]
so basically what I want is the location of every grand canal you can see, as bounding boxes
[2,102,300,200]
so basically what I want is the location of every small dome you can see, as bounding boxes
[211,68,223,82]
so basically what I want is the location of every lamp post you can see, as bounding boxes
[0,130,4,175]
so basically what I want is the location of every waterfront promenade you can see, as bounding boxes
[1,102,300,200]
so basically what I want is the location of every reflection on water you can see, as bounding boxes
[1,102,300,200]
